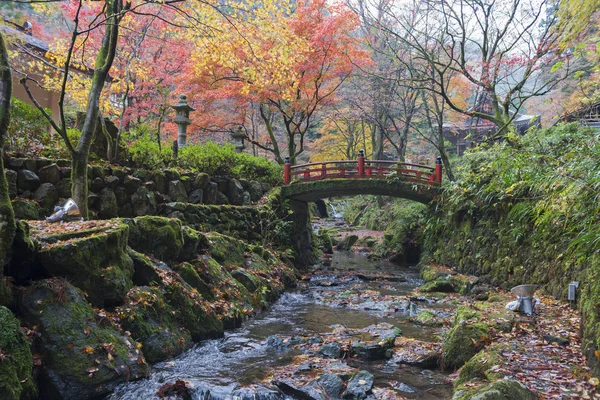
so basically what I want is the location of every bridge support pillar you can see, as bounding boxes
[436,156,443,185]
[284,157,291,185]
[358,150,365,177]
[287,200,318,268]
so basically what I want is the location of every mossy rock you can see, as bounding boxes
[19,280,147,399]
[129,248,161,286]
[0,278,12,307]
[37,223,133,307]
[206,232,247,267]
[118,287,192,363]
[335,234,359,251]
[454,343,507,388]
[414,310,444,327]
[452,379,537,400]
[0,306,35,400]
[178,226,209,261]
[442,322,490,370]
[171,262,215,301]
[6,221,40,284]
[163,279,223,342]
[125,216,184,261]
[11,198,41,220]
[420,279,456,293]
[421,265,453,282]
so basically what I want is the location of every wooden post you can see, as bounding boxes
[321,163,327,179]
[435,156,443,185]
[284,157,291,184]
[358,150,365,177]
[304,168,310,180]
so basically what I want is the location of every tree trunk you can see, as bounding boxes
[71,151,89,218]
[71,0,121,218]
[0,32,15,267]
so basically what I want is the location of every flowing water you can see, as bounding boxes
[111,251,453,400]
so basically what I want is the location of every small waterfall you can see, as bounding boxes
[329,203,343,218]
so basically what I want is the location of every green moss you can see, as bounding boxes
[452,379,537,400]
[163,281,223,341]
[420,280,455,293]
[171,262,215,300]
[19,280,147,398]
[205,232,247,267]
[454,343,506,388]
[125,216,185,261]
[37,223,133,307]
[442,322,490,370]
[0,306,35,400]
[118,287,192,363]
[414,310,443,327]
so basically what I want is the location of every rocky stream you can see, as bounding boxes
[110,248,454,400]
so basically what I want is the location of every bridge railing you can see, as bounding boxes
[283,151,443,186]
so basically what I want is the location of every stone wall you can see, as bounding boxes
[3,157,271,220]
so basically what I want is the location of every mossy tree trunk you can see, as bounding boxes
[18,1,123,218]
[0,32,15,267]
[71,0,122,218]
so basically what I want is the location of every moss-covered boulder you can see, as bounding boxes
[454,343,506,388]
[19,280,147,399]
[125,216,184,261]
[11,198,41,220]
[420,265,478,294]
[205,232,247,267]
[117,287,192,363]
[452,379,537,400]
[335,234,359,251]
[36,222,134,307]
[178,226,209,261]
[163,276,224,342]
[0,306,35,400]
[442,305,515,371]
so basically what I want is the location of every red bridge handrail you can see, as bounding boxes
[283,151,443,186]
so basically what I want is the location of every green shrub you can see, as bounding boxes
[178,142,282,185]
[6,97,52,157]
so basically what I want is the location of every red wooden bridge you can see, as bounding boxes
[283,151,443,186]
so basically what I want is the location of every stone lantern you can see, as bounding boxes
[230,127,246,153]
[171,94,195,148]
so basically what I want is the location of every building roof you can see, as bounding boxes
[1,24,49,52]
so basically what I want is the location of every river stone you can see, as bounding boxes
[336,235,359,251]
[38,163,61,184]
[351,341,391,360]
[343,370,374,399]
[19,280,147,400]
[169,180,188,203]
[203,182,219,204]
[0,306,35,400]
[55,179,72,198]
[188,189,204,204]
[319,342,342,358]
[34,183,59,211]
[317,373,345,398]
[6,169,17,199]
[124,175,142,195]
[98,188,119,219]
[226,179,245,205]
[132,186,157,216]
[274,379,326,400]
[17,169,40,192]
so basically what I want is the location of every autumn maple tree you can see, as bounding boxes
[189,0,370,164]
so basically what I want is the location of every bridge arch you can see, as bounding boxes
[280,178,440,204]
